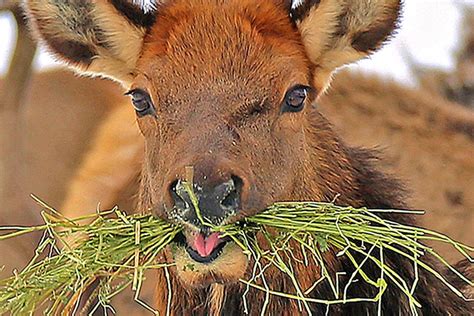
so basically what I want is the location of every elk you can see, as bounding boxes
[23,0,473,314]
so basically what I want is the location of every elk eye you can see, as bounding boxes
[125,89,155,117]
[282,85,310,113]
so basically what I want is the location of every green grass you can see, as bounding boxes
[0,192,472,315]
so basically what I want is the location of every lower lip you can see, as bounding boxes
[185,240,228,263]
[174,233,230,264]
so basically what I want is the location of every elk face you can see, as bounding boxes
[25,0,401,288]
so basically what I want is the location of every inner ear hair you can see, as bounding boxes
[24,0,157,85]
[289,0,401,92]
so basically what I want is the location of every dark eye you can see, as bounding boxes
[282,85,310,113]
[125,89,156,117]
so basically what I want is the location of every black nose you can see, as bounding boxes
[170,176,243,227]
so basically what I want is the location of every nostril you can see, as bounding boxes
[169,180,186,208]
[221,190,237,208]
[169,179,179,196]
[221,175,243,209]
[231,175,244,194]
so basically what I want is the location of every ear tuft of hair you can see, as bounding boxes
[109,0,157,28]
[47,39,96,66]
[347,2,401,54]
[23,0,157,85]
[289,0,321,22]
[287,0,402,92]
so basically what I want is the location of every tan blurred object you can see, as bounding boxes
[0,2,126,277]
[0,4,39,269]
[0,0,17,11]
[0,5,37,223]
[0,70,125,277]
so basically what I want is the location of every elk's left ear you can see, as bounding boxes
[288,0,402,92]
[23,0,156,85]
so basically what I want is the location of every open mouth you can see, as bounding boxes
[175,231,231,264]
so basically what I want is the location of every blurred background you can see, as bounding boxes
[0,0,473,312]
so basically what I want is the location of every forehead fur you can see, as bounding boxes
[139,0,309,84]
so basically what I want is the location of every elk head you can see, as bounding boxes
[25,0,401,288]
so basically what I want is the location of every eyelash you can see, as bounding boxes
[125,89,156,117]
[281,85,312,113]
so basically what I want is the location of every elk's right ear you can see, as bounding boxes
[23,0,156,85]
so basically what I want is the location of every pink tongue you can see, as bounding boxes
[193,233,220,257]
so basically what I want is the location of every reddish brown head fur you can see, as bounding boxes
[136,0,311,215]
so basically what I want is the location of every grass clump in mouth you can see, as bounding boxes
[0,192,472,315]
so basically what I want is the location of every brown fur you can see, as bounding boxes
[50,69,472,264]
[2,68,472,313]
[22,0,473,314]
